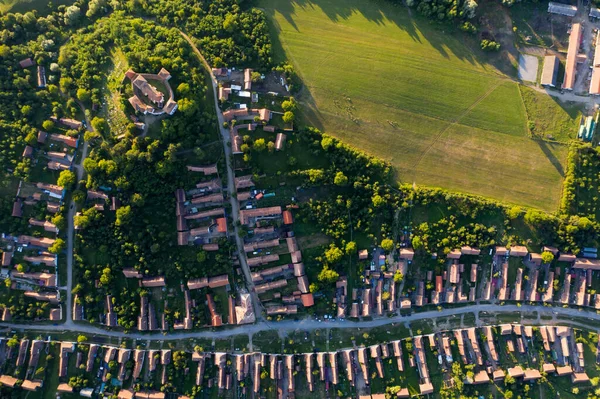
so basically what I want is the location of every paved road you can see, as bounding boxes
[179,31,264,321]
[2,304,600,342]
[64,103,92,326]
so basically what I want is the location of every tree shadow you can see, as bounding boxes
[535,139,565,177]
[260,0,489,65]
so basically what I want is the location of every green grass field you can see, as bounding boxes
[260,0,574,211]
[0,0,72,14]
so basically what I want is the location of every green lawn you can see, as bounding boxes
[261,0,573,211]
[520,86,581,142]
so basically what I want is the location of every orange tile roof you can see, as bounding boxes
[563,23,582,90]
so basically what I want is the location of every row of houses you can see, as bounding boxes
[176,166,227,247]
[0,322,594,398]
[346,243,600,318]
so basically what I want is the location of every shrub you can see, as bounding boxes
[480,39,500,51]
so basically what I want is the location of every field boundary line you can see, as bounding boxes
[410,80,505,181]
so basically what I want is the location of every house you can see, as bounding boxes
[28,218,58,233]
[24,291,58,303]
[12,198,22,217]
[244,68,252,90]
[283,210,294,225]
[0,375,18,387]
[141,276,166,287]
[50,117,83,130]
[16,339,29,367]
[548,1,577,16]
[400,248,414,260]
[37,130,47,143]
[507,366,525,378]
[49,308,61,321]
[239,206,282,225]
[275,133,286,151]
[87,344,99,372]
[541,55,559,87]
[37,66,46,88]
[266,304,297,315]
[207,294,223,327]
[235,175,255,190]
[448,249,462,259]
[59,342,75,378]
[49,133,78,148]
[123,268,142,278]
[22,145,33,158]
[573,258,600,270]
[21,380,42,391]
[12,271,56,287]
[359,249,368,260]
[19,58,34,68]
[461,246,480,256]
[563,23,583,90]
[510,245,528,257]
[218,86,231,101]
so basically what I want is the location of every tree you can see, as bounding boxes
[42,120,55,131]
[64,5,81,25]
[77,335,88,343]
[52,214,66,230]
[318,266,339,284]
[100,268,112,285]
[251,71,262,82]
[282,111,295,123]
[321,136,334,150]
[115,205,132,226]
[393,270,404,283]
[86,0,107,17]
[254,138,266,152]
[325,244,343,264]
[49,238,66,254]
[197,251,207,263]
[372,194,386,207]
[6,335,19,347]
[381,238,394,252]
[91,117,108,134]
[16,264,25,273]
[541,251,554,264]
[281,97,297,112]
[345,241,357,255]
[131,193,145,207]
[77,88,91,102]
[334,171,348,186]
[57,170,76,189]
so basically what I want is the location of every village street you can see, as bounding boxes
[178,31,264,321]
[1,303,599,343]
[63,101,91,328]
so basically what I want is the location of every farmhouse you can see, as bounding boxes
[591,32,600,95]
[19,58,34,68]
[563,23,583,91]
[541,56,559,87]
[37,66,46,88]
[548,2,577,16]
